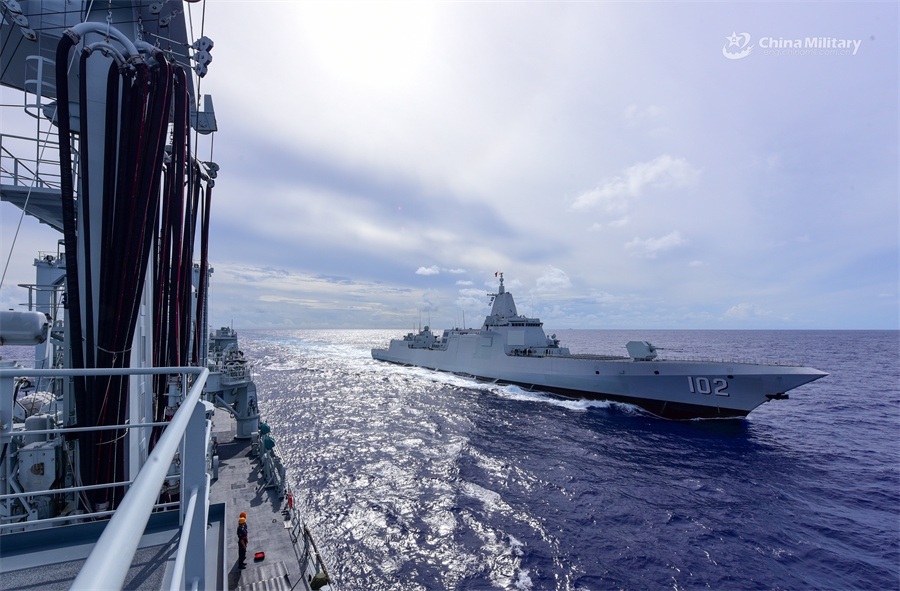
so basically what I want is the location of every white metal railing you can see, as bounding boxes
[0,366,209,590]
[0,132,64,189]
[568,352,808,367]
[169,485,200,591]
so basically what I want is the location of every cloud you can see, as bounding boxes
[571,155,700,212]
[590,291,623,304]
[624,231,686,258]
[458,288,487,299]
[623,104,663,122]
[588,217,629,232]
[418,289,442,312]
[535,266,572,292]
[455,287,491,321]
[724,303,772,319]
[414,266,467,276]
[0,2,879,332]
[456,280,473,286]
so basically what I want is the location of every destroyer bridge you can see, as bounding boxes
[373,274,826,420]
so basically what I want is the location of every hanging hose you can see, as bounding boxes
[180,162,201,365]
[54,31,87,417]
[52,23,188,509]
[120,52,172,356]
[150,65,189,443]
[169,66,189,369]
[78,49,95,372]
[171,77,195,369]
[85,49,175,508]
[194,182,212,365]
[90,60,148,505]
[98,53,174,507]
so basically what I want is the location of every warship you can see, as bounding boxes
[0,1,331,589]
[372,274,827,419]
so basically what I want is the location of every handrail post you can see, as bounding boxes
[181,390,210,589]
[0,368,15,509]
[169,486,198,591]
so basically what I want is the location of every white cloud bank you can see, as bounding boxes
[416,266,468,276]
[535,266,572,292]
[724,303,772,319]
[624,231,686,258]
[572,155,701,212]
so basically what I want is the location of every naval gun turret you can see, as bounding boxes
[626,341,659,360]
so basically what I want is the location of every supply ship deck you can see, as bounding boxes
[0,404,327,591]
[211,407,330,591]
[0,2,333,589]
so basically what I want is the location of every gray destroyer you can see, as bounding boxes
[372,274,827,419]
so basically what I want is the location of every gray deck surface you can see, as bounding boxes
[0,507,187,590]
[210,408,318,591]
[0,409,320,591]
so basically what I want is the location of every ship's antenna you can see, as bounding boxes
[463,310,466,329]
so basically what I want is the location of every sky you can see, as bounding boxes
[1,1,898,330]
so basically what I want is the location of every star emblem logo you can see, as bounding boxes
[723,32,753,60]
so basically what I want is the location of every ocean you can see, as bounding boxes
[241,329,899,591]
[1,330,896,589]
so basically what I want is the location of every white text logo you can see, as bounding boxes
[723,31,863,59]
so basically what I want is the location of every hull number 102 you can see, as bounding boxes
[688,376,729,396]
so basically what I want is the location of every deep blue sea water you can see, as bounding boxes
[239,329,900,591]
[2,330,895,589]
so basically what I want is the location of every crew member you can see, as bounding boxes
[237,516,248,569]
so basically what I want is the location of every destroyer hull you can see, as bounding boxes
[372,335,826,419]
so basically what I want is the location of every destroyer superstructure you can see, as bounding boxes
[0,2,330,589]
[373,274,826,419]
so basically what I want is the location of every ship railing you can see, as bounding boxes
[211,362,250,385]
[16,279,65,318]
[206,350,253,384]
[567,352,808,366]
[221,365,250,384]
[283,479,333,589]
[647,354,809,367]
[506,347,569,358]
[0,366,211,591]
[0,131,65,190]
[569,353,631,361]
